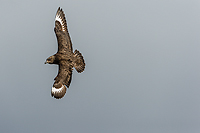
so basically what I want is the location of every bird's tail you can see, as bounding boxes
[74,49,85,73]
[51,82,67,99]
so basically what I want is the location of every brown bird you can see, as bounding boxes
[45,7,85,99]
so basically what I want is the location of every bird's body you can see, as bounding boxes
[45,7,85,99]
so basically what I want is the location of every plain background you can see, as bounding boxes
[0,0,200,133]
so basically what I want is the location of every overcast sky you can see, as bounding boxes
[0,0,200,133]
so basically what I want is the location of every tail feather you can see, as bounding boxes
[74,50,85,73]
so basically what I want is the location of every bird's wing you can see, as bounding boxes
[54,7,73,53]
[51,60,73,99]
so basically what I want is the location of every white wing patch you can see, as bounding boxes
[51,84,66,93]
[51,84,67,95]
[55,14,66,31]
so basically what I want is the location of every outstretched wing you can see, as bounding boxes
[54,7,73,53]
[51,60,73,99]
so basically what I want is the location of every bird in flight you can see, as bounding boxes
[45,7,85,99]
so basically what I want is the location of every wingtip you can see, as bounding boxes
[55,7,67,32]
[51,84,67,99]
[57,7,62,11]
[56,7,62,14]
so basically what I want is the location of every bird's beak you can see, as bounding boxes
[44,61,47,64]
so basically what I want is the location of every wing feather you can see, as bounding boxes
[54,60,73,88]
[52,60,72,99]
[55,7,67,31]
[54,7,73,53]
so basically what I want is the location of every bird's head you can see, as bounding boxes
[45,55,56,64]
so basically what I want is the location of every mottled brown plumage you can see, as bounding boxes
[45,7,85,99]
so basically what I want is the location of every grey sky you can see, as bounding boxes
[0,0,200,133]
